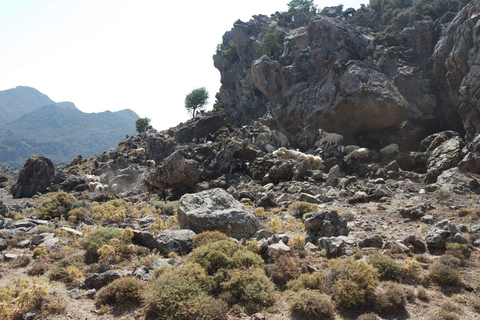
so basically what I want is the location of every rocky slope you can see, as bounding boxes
[0,86,139,167]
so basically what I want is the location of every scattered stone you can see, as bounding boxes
[132,229,195,256]
[67,289,80,299]
[60,227,83,237]
[425,219,466,250]
[81,270,122,290]
[254,229,274,240]
[358,234,383,248]
[31,233,55,246]
[22,309,39,320]
[268,241,291,252]
[317,236,356,257]
[304,210,349,241]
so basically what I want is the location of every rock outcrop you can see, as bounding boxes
[11,156,55,198]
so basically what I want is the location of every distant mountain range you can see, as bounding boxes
[0,86,139,167]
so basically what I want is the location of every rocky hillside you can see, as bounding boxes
[0,86,139,167]
[2,2,480,320]
[213,0,480,156]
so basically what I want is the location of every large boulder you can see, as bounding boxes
[175,113,227,143]
[145,149,203,196]
[177,188,260,239]
[146,131,176,165]
[11,156,55,198]
[421,131,464,184]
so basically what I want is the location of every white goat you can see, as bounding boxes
[340,145,360,154]
[305,154,323,170]
[380,144,399,157]
[88,181,101,191]
[344,148,370,162]
[146,159,156,167]
[318,129,343,149]
[273,147,305,160]
[135,148,145,156]
[111,184,119,192]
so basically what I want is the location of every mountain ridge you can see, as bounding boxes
[0,86,139,167]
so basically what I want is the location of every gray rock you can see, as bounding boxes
[22,309,39,320]
[268,241,291,253]
[425,219,466,249]
[81,270,122,290]
[304,242,319,251]
[304,210,349,241]
[358,234,383,248]
[403,235,426,253]
[67,289,80,299]
[317,236,356,257]
[133,229,195,256]
[469,224,480,234]
[11,156,55,198]
[60,227,83,237]
[84,289,96,299]
[40,237,60,250]
[150,258,175,270]
[254,229,274,240]
[0,238,7,251]
[178,188,260,239]
[133,266,150,279]
[31,233,55,246]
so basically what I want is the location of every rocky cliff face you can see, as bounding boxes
[213,4,480,152]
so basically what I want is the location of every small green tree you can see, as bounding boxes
[257,25,286,60]
[185,87,209,118]
[135,117,151,133]
[287,0,317,13]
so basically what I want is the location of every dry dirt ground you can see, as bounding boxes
[1,177,480,320]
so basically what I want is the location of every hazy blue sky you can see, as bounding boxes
[0,0,366,130]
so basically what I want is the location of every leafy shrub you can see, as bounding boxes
[289,289,335,319]
[231,250,264,269]
[33,246,48,260]
[373,281,407,313]
[367,254,403,281]
[96,277,143,305]
[287,271,326,292]
[265,253,307,287]
[153,201,178,215]
[368,254,421,282]
[189,240,243,275]
[257,24,285,60]
[220,267,276,313]
[36,192,76,220]
[445,243,471,264]
[0,279,47,320]
[288,201,318,217]
[149,216,179,233]
[49,256,83,285]
[67,207,87,223]
[91,200,127,223]
[27,261,49,276]
[288,236,306,249]
[329,257,379,309]
[80,227,133,261]
[143,267,226,320]
[429,256,462,286]
[192,231,232,249]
